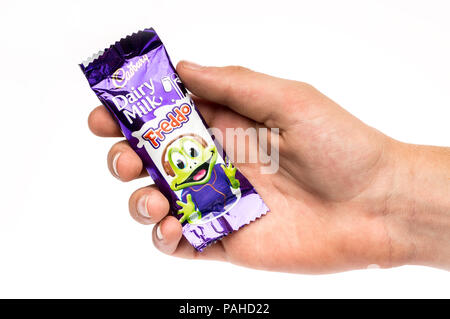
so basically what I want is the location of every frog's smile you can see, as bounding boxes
[175,150,215,188]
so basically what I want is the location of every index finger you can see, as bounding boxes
[88,105,123,137]
[87,97,220,138]
[176,61,309,128]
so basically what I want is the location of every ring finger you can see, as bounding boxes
[129,185,170,225]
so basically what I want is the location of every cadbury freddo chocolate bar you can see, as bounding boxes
[80,28,269,251]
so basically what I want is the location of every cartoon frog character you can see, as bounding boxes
[162,134,241,224]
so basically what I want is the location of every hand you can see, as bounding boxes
[221,162,240,189]
[88,61,450,273]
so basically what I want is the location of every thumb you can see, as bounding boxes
[176,61,306,128]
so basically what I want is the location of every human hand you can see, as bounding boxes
[88,61,450,273]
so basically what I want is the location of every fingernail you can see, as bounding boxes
[367,264,381,269]
[156,224,164,241]
[137,195,151,219]
[181,60,203,70]
[112,152,121,179]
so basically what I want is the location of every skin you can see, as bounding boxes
[89,61,450,274]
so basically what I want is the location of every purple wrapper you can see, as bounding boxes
[80,28,269,251]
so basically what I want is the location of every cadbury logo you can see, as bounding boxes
[111,54,150,88]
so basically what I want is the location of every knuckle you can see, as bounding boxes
[283,81,319,106]
[295,81,318,96]
[223,65,251,74]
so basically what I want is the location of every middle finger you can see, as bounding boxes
[107,140,147,181]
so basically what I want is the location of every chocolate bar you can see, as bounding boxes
[80,28,269,251]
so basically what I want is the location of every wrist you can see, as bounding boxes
[382,141,450,269]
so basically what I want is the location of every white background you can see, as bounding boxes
[0,0,449,298]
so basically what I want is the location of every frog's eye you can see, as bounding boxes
[183,140,201,158]
[171,151,187,170]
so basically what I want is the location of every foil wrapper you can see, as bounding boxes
[80,28,269,251]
